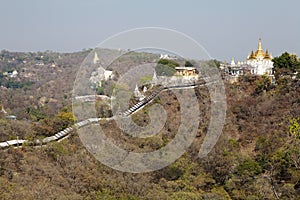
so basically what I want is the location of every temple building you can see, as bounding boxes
[221,38,274,77]
[175,67,198,77]
[246,38,274,75]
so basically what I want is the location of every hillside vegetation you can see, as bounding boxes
[0,50,299,199]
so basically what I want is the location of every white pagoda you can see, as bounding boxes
[246,38,274,75]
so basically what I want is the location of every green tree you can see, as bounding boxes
[273,52,300,74]
[155,64,176,76]
[157,59,180,69]
[184,60,193,67]
[236,158,262,177]
[254,74,272,94]
[97,86,104,95]
[289,117,300,139]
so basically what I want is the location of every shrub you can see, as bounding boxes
[236,159,262,177]
[289,117,300,139]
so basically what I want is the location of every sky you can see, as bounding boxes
[1,0,299,61]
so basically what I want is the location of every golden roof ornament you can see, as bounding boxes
[264,49,272,60]
[258,38,263,50]
[248,49,256,60]
[255,38,265,58]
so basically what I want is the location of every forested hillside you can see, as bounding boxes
[0,50,299,199]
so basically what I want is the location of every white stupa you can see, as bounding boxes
[93,52,100,64]
[152,71,158,85]
[134,84,145,101]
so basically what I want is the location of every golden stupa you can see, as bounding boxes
[248,38,272,60]
[254,38,265,58]
[248,49,256,59]
[264,49,272,60]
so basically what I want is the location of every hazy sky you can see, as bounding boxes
[1,0,299,61]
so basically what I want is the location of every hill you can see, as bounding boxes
[0,50,299,199]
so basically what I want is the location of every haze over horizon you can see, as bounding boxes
[1,0,299,61]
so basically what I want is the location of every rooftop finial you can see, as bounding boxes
[258,38,263,50]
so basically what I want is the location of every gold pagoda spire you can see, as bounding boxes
[255,38,265,58]
[258,38,263,50]
[264,48,272,60]
[248,49,256,59]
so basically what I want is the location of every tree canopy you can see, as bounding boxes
[157,59,180,69]
[156,59,179,76]
[273,52,300,73]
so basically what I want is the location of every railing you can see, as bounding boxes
[0,79,212,149]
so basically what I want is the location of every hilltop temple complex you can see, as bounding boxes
[220,38,275,82]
